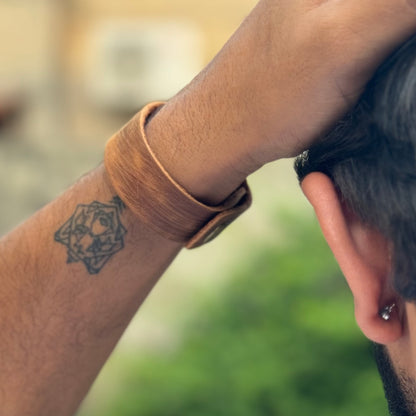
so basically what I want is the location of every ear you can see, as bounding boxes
[301,172,402,344]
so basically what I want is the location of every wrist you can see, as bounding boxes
[145,94,253,205]
[105,102,252,247]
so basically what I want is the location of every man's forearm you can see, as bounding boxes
[1,0,416,414]
[0,164,181,416]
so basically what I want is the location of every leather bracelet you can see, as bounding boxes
[104,102,252,249]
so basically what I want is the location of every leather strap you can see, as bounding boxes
[104,102,252,249]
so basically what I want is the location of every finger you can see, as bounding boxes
[319,0,416,70]
[339,0,416,43]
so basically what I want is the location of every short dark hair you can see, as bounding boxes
[295,34,416,301]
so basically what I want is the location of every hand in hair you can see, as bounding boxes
[146,0,416,203]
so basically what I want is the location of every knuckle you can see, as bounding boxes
[405,0,416,12]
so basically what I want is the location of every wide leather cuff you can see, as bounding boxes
[104,102,252,249]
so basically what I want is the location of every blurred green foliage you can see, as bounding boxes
[95,218,388,416]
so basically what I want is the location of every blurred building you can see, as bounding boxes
[0,0,256,143]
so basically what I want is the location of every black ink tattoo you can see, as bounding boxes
[54,196,127,275]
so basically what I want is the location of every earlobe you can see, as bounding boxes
[301,172,403,345]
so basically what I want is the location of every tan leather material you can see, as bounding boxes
[104,102,252,247]
[186,187,252,249]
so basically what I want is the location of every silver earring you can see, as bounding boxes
[380,303,396,321]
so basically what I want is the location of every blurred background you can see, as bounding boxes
[0,1,388,415]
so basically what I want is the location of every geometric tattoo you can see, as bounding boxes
[54,196,127,275]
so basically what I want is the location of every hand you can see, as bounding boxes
[146,0,416,203]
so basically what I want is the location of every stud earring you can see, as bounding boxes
[380,303,396,321]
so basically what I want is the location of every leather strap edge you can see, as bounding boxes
[104,102,252,246]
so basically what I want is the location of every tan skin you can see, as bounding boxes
[2,1,416,414]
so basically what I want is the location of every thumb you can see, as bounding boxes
[340,0,416,51]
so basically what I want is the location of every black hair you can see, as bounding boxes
[295,35,416,301]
